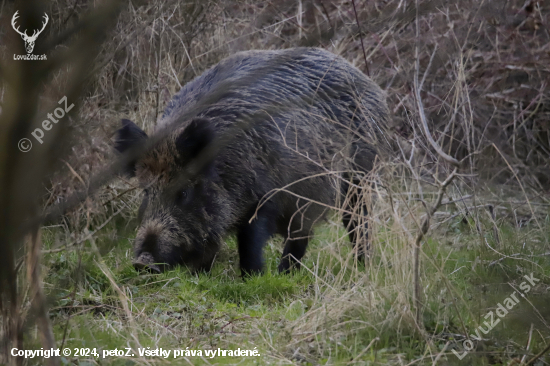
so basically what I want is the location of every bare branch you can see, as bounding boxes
[414,0,460,167]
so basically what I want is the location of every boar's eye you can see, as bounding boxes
[177,188,192,205]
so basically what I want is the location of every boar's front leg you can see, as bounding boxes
[237,204,277,277]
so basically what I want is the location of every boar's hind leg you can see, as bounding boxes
[237,204,277,277]
[278,204,315,273]
[278,237,309,274]
[342,173,369,260]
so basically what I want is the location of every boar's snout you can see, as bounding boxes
[133,252,162,274]
[133,231,165,274]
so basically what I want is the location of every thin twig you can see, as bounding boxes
[520,324,534,365]
[525,342,550,365]
[413,168,457,325]
[351,0,370,76]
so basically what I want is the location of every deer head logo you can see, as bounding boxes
[11,11,49,54]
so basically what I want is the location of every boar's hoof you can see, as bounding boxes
[133,252,162,274]
[133,261,162,274]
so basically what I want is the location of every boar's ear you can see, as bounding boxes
[175,118,215,162]
[115,119,148,153]
[114,119,148,176]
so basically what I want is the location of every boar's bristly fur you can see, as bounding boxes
[115,47,391,276]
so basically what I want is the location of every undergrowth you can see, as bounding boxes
[38,198,550,365]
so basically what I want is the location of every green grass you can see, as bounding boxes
[34,206,550,366]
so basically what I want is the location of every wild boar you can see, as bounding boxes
[115,47,391,275]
